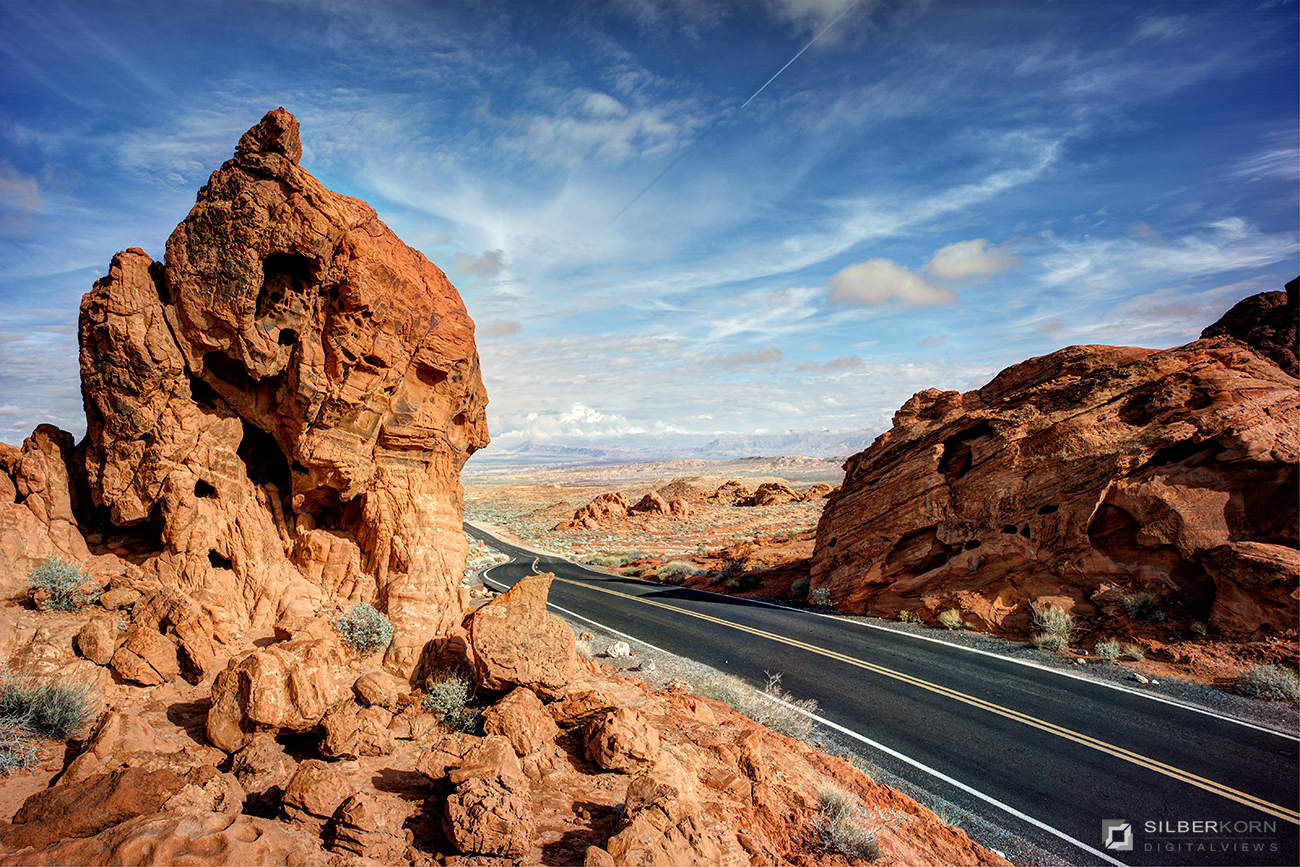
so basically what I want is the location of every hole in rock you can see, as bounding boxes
[208,550,233,570]
[149,261,170,305]
[884,527,954,575]
[1001,524,1019,534]
[416,366,447,387]
[237,420,291,496]
[278,328,298,346]
[1135,439,1222,474]
[194,480,217,499]
[828,537,837,548]
[1019,525,1031,538]
[362,355,385,368]
[453,412,467,426]
[1037,504,1059,516]
[189,375,225,412]
[963,540,982,550]
[938,422,995,481]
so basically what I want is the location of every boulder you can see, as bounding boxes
[0,766,186,851]
[109,627,180,686]
[604,752,723,867]
[318,700,395,759]
[229,733,298,814]
[205,637,354,753]
[75,616,119,666]
[425,734,534,858]
[77,107,489,676]
[465,572,577,693]
[0,426,90,600]
[810,289,1299,635]
[480,687,560,756]
[131,588,220,684]
[328,790,416,862]
[706,481,751,505]
[281,759,356,832]
[59,712,180,786]
[161,766,246,816]
[352,670,401,709]
[0,809,329,866]
[585,707,661,773]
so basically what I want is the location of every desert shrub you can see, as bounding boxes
[724,571,762,592]
[1191,620,1207,637]
[937,609,965,631]
[815,786,904,862]
[331,602,393,656]
[1122,592,1159,620]
[656,561,695,585]
[0,721,38,777]
[1094,638,1121,662]
[574,639,594,660]
[1030,602,1074,652]
[423,669,480,733]
[897,610,921,624]
[1121,642,1145,661]
[790,576,810,599]
[809,587,832,607]
[1237,665,1300,701]
[0,668,97,741]
[27,557,99,612]
[623,550,652,563]
[584,554,623,568]
[694,672,819,742]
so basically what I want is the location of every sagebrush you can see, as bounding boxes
[1122,592,1159,621]
[423,669,480,733]
[656,561,695,585]
[27,557,99,611]
[1094,638,1121,662]
[331,602,393,655]
[790,576,810,599]
[937,609,965,630]
[0,667,97,777]
[1237,665,1300,701]
[815,785,904,862]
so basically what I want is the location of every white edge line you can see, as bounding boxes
[485,565,1126,867]
[472,525,1298,743]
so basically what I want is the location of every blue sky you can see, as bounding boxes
[2,0,1296,451]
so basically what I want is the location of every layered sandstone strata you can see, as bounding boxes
[810,285,1298,637]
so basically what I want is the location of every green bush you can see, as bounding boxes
[809,587,832,607]
[0,721,38,777]
[422,669,480,733]
[331,602,393,656]
[27,557,99,612]
[897,610,921,624]
[1122,592,1159,620]
[790,576,810,599]
[1030,602,1074,653]
[1237,665,1300,701]
[1094,638,1121,662]
[584,554,623,568]
[937,609,965,631]
[724,571,762,592]
[1191,620,1207,636]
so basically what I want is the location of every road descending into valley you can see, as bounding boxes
[466,523,1299,867]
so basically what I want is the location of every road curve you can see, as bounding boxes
[466,523,1299,867]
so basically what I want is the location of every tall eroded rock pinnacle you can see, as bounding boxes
[78,108,489,675]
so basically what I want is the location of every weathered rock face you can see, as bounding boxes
[0,426,90,598]
[554,491,629,530]
[76,108,489,675]
[810,289,1299,637]
[465,571,578,693]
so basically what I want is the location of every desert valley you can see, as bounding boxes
[0,107,1294,867]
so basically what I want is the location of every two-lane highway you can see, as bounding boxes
[467,523,1299,866]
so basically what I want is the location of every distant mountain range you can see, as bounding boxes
[464,430,878,474]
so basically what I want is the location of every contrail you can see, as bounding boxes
[609,0,863,225]
[742,0,864,109]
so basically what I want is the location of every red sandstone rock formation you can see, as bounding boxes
[810,287,1298,638]
[72,108,488,675]
[740,481,803,506]
[553,491,630,530]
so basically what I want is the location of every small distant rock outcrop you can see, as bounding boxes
[810,284,1299,638]
[553,490,689,530]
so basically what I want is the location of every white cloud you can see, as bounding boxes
[0,162,44,228]
[828,259,957,307]
[452,249,511,278]
[479,319,522,338]
[925,239,1018,282]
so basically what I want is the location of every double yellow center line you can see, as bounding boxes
[552,572,1299,825]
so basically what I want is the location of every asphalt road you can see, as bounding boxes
[467,523,1300,867]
